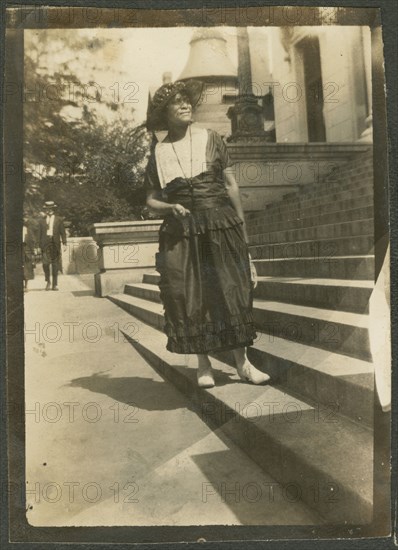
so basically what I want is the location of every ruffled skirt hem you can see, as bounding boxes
[160,295,257,355]
[165,321,256,354]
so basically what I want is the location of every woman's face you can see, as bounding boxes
[165,92,192,127]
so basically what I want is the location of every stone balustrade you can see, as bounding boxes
[226,141,372,212]
[89,220,162,297]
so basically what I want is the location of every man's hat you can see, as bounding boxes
[43,201,57,209]
[146,79,204,132]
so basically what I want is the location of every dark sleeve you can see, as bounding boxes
[211,130,234,170]
[144,149,161,192]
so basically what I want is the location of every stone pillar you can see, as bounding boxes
[90,220,162,297]
[227,27,268,140]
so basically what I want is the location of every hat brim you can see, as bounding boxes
[146,80,204,132]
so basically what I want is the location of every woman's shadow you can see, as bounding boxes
[68,371,196,413]
[68,360,238,414]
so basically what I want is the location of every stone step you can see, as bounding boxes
[143,272,161,285]
[248,205,374,236]
[212,341,373,427]
[110,292,373,422]
[114,287,371,362]
[128,276,373,315]
[125,282,161,303]
[252,299,371,361]
[253,255,374,280]
[248,195,373,228]
[249,218,374,246]
[283,163,373,200]
[115,318,373,524]
[249,235,374,261]
[109,293,165,333]
[253,277,373,314]
[233,334,373,427]
[255,180,373,209]
[257,186,373,217]
[246,176,373,224]
[111,291,373,422]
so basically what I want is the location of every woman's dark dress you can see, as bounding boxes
[144,128,257,354]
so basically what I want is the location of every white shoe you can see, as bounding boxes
[197,363,215,388]
[237,361,270,385]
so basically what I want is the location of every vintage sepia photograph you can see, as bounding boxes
[3,3,393,545]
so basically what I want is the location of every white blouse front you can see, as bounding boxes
[154,125,208,188]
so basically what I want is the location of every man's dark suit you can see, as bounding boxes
[38,215,67,288]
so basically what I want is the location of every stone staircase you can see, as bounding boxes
[108,150,375,525]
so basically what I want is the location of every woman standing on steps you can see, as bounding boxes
[144,80,270,388]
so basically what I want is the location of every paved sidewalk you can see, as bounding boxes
[24,274,321,527]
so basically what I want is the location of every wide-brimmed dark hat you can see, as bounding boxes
[146,79,204,131]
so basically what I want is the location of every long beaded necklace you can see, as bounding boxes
[169,124,193,182]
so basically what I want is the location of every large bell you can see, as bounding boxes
[179,29,237,81]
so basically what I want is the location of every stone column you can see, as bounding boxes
[227,27,268,140]
[90,220,162,297]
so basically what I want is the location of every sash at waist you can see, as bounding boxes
[160,202,244,237]
[173,195,231,211]
[162,177,230,211]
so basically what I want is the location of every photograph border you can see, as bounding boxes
[1,0,397,547]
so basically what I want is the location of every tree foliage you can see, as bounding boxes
[24,31,151,236]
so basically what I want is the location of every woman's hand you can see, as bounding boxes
[147,191,190,218]
[171,204,191,218]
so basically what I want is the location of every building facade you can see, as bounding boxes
[148,26,372,212]
[260,26,372,143]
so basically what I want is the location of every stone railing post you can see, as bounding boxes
[227,27,270,141]
[89,220,162,297]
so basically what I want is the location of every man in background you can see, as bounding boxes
[38,201,67,291]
